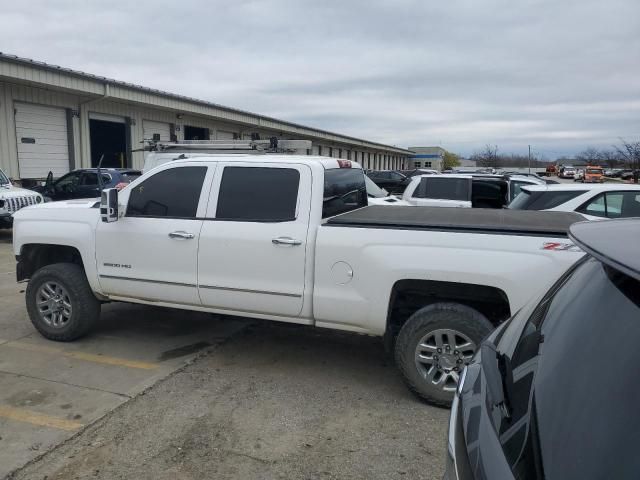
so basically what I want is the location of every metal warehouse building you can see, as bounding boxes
[0,53,411,184]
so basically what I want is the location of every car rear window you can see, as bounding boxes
[413,177,470,201]
[508,190,587,210]
[323,168,367,218]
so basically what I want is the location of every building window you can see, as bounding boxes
[415,162,422,168]
[425,161,432,168]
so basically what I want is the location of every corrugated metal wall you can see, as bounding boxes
[0,79,409,179]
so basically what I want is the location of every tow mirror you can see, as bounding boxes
[101,188,119,223]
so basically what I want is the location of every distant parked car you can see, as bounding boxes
[444,218,640,480]
[509,183,640,220]
[581,166,605,183]
[402,174,545,209]
[366,170,411,194]
[398,168,439,178]
[621,169,640,182]
[609,169,632,178]
[32,168,141,201]
[364,176,409,206]
[558,166,576,178]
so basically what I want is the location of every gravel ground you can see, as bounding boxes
[9,320,449,480]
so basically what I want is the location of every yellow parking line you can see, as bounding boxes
[0,405,83,431]
[4,341,159,370]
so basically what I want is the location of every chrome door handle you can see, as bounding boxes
[169,231,195,239]
[272,237,302,246]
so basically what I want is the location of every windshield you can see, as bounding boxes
[364,175,388,198]
[507,189,532,209]
[503,258,640,480]
[586,168,602,174]
[0,169,9,186]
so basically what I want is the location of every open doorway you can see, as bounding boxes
[183,125,209,140]
[90,119,128,168]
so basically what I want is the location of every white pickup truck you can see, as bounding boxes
[13,156,585,406]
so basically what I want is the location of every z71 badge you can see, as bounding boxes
[541,242,581,252]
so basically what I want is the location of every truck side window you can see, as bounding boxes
[127,166,207,218]
[216,167,300,222]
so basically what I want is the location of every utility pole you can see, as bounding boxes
[528,145,532,174]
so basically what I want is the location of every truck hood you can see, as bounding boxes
[25,198,100,210]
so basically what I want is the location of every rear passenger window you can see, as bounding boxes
[578,191,640,218]
[323,168,367,218]
[216,167,299,221]
[414,177,470,201]
[127,166,206,218]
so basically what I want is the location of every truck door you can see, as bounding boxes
[197,162,312,317]
[95,163,214,305]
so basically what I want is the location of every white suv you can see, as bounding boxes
[0,169,44,228]
[509,183,640,220]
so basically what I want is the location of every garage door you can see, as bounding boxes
[143,120,171,142]
[217,130,236,140]
[15,103,70,179]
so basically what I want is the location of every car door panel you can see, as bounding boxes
[95,163,214,305]
[198,162,311,317]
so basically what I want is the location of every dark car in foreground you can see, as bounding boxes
[445,218,640,480]
[32,168,141,201]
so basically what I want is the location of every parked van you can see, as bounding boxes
[582,165,605,183]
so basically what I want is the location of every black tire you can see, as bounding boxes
[394,302,493,407]
[26,263,100,341]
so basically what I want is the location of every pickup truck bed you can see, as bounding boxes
[327,205,582,236]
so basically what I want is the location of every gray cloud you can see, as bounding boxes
[1,0,638,157]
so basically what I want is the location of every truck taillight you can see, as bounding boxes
[337,160,352,168]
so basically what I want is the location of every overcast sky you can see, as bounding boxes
[1,0,638,157]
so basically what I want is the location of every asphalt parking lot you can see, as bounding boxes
[0,229,448,480]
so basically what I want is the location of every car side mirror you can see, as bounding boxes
[101,188,119,223]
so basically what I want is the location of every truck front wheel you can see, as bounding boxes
[395,302,493,407]
[26,263,101,341]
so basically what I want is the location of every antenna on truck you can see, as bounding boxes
[96,154,105,192]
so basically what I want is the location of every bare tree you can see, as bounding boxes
[576,147,601,163]
[471,144,500,168]
[615,138,640,183]
[598,149,623,168]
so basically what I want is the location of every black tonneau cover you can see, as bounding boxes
[326,205,584,237]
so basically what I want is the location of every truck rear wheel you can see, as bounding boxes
[395,302,493,407]
[26,263,100,341]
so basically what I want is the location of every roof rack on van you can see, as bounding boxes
[143,138,312,154]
